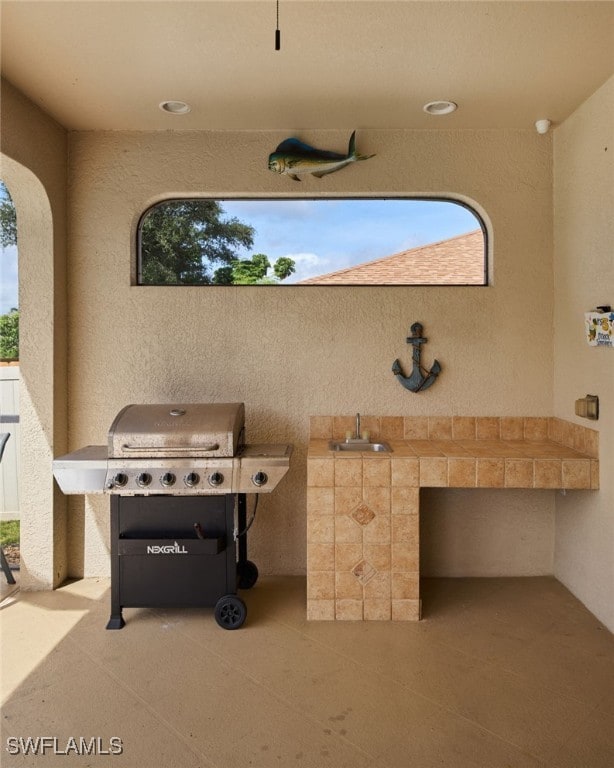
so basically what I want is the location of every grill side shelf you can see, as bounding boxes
[52,445,108,494]
[118,537,225,556]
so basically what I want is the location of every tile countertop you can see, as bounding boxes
[307,417,599,490]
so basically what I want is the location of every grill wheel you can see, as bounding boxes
[214,595,247,629]
[237,559,259,590]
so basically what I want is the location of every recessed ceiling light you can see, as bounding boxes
[159,100,191,115]
[423,100,458,116]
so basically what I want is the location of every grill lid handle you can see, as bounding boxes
[120,443,220,453]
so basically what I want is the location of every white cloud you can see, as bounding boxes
[282,252,332,283]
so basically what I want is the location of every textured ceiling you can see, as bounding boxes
[1,0,613,131]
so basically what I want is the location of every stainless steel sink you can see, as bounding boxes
[329,441,392,453]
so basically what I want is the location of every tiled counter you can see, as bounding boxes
[307,417,599,622]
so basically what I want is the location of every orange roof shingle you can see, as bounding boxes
[297,229,485,285]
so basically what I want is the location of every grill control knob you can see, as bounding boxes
[252,471,268,487]
[136,472,152,487]
[160,472,176,487]
[184,472,200,487]
[114,473,128,488]
[208,471,224,487]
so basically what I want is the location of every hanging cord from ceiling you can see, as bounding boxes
[275,0,281,50]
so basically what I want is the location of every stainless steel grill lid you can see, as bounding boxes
[108,403,245,459]
[53,401,291,495]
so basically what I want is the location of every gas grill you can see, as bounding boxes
[53,403,292,630]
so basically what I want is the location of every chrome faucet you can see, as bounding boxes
[345,412,369,443]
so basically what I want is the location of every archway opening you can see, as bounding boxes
[0,180,20,577]
[1,153,68,589]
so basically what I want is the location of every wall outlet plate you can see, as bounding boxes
[575,395,599,420]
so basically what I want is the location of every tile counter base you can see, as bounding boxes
[306,417,599,622]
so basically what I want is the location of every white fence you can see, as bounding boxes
[0,364,20,520]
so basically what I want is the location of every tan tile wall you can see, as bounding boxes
[310,416,598,491]
[307,452,420,622]
[548,417,599,458]
[311,416,598,452]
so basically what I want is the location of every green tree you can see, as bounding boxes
[140,200,255,284]
[0,182,17,248]
[0,309,19,360]
[213,253,296,285]
[231,253,271,284]
[212,265,234,285]
[273,256,295,281]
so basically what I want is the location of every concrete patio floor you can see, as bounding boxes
[1,575,613,767]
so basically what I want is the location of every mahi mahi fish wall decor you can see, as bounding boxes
[268,131,375,181]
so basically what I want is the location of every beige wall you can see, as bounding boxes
[553,75,614,631]
[420,489,555,577]
[0,79,68,587]
[67,128,556,578]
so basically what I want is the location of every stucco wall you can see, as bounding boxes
[553,75,614,631]
[0,79,68,588]
[67,128,555,578]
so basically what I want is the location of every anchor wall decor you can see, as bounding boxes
[392,322,441,392]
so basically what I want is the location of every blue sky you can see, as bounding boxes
[1,179,18,314]
[1,245,18,314]
[0,198,480,310]
[221,199,480,282]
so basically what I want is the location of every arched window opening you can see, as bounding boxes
[137,198,487,287]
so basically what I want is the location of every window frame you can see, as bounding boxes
[136,196,489,287]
